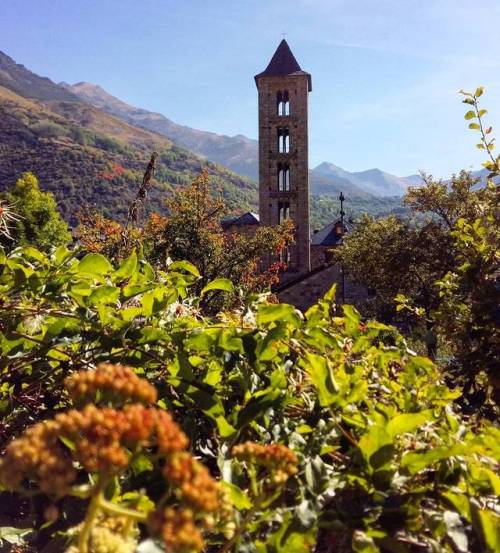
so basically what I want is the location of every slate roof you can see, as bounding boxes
[255,39,312,91]
[311,219,352,247]
[221,212,260,228]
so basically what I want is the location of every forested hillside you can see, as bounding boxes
[0,85,257,225]
[0,49,407,229]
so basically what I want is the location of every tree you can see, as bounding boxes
[78,169,294,308]
[146,170,294,297]
[335,88,499,414]
[1,172,71,250]
[333,212,454,357]
[433,88,500,412]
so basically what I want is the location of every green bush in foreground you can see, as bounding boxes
[0,245,498,552]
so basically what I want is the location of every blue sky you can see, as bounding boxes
[2,0,500,177]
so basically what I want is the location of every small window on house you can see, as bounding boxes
[277,90,290,116]
[278,202,290,223]
[277,128,290,153]
[278,164,290,191]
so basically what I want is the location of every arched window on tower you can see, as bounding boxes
[277,128,290,153]
[277,90,290,116]
[279,247,291,265]
[278,201,290,223]
[278,164,290,191]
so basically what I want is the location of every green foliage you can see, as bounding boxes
[335,90,499,414]
[431,91,500,409]
[310,194,406,232]
[0,90,258,227]
[1,172,71,250]
[333,211,454,357]
[0,244,498,552]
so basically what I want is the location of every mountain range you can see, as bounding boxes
[62,80,422,197]
[0,50,257,226]
[3,46,493,234]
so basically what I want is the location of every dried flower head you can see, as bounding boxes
[232,442,298,485]
[0,401,191,494]
[0,419,76,496]
[164,452,220,513]
[148,507,204,553]
[65,363,157,405]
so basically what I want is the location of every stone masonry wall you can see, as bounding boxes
[257,74,310,277]
[277,264,367,312]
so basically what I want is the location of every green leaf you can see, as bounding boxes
[21,247,46,262]
[78,253,113,275]
[169,260,200,277]
[386,411,432,438]
[54,245,73,265]
[464,110,476,120]
[200,278,234,297]
[441,492,471,521]
[342,304,361,334]
[475,86,484,97]
[469,122,480,130]
[358,424,393,470]
[88,286,120,305]
[473,508,499,553]
[221,481,252,510]
[215,416,237,438]
[401,445,464,473]
[302,352,337,406]
[185,330,215,351]
[237,389,283,428]
[114,251,137,280]
[257,303,298,325]
[130,454,154,474]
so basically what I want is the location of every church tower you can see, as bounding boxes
[255,39,312,276]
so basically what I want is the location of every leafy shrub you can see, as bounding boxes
[0,172,71,250]
[0,245,498,552]
[30,119,68,138]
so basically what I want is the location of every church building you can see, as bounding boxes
[228,40,364,310]
[254,39,312,279]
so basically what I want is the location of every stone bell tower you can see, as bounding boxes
[255,39,312,276]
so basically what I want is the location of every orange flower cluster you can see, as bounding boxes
[0,364,228,552]
[232,442,298,485]
[148,507,204,553]
[0,404,189,494]
[0,420,76,495]
[155,409,190,454]
[56,404,157,474]
[65,363,157,405]
[164,452,220,512]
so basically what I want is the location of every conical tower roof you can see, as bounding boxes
[255,39,312,91]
